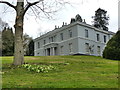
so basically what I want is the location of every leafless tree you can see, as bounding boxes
[0,0,69,65]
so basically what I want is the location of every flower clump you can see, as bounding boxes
[21,64,56,73]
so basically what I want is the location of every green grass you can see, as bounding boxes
[1,55,119,88]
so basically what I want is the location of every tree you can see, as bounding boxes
[0,0,68,65]
[70,14,82,24]
[2,27,14,56]
[0,18,8,31]
[2,28,33,56]
[103,31,120,60]
[92,8,109,31]
[0,30,2,56]
[23,34,32,56]
[0,18,8,56]
[27,40,34,56]
[75,14,82,22]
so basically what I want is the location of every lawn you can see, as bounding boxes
[0,55,119,88]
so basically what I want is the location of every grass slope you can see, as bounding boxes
[1,55,119,88]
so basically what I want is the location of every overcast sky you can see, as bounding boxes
[0,0,118,39]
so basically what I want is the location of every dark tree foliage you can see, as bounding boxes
[70,14,82,24]
[103,31,120,60]
[92,8,109,31]
[75,14,82,22]
[27,40,34,56]
[2,27,33,56]
[0,31,2,56]
[2,27,14,56]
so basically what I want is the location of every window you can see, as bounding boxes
[85,29,88,38]
[85,43,89,53]
[69,43,72,53]
[49,35,56,43]
[44,40,46,45]
[104,35,106,43]
[97,46,100,55]
[53,35,56,42]
[51,37,54,42]
[97,34,100,41]
[37,53,39,55]
[69,30,72,38]
[60,33,63,40]
[37,42,40,48]
[60,46,63,54]
[49,37,51,43]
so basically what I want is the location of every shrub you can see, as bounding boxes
[103,31,120,60]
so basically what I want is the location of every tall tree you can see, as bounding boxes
[0,0,68,65]
[0,18,8,31]
[27,40,34,56]
[2,27,14,56]
[92,8,109,31]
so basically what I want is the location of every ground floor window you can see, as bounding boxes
[85,43,89,53]
[69,43,72,53]
[60,46,63,55]
[97,46,101,55]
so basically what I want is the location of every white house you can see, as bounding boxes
[34,15,114,56]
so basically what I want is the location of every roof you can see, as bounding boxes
[34,21,115,41]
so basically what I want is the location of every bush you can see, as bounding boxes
[103,31,120,60]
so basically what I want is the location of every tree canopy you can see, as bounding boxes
[103,30,120,60]
[92,8,109,31]
[2,27,14,56]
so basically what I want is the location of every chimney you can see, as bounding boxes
[65,23,67,25]
[55,25,57,29]
[62,22,65,27]
[83,19,86,23]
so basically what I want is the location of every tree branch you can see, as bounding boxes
[0,1,16,10]
[23,0,43,15]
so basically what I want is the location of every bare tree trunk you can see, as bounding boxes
[13,1,24,65]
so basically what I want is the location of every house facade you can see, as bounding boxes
[34,18,114,56]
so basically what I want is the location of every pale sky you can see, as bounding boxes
[0,0,118,39]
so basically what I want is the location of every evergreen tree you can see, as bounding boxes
[103,31,120,60]
[75,14,82,22]
[27,40,34,56]
[92,8,109,31]
[0,31,2,56]
[2,27,14,56]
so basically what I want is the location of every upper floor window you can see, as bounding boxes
[49,35,56,43]
[60,33,63,41]
[69,30,72,38]
[104,35,107,43]
[53,35,56,42]
[49,37,51,43]
[85,29,88,38]
[97,34,100,41]
[51,37,54,42]
[44,40,46,45]
[38,42,40,48]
